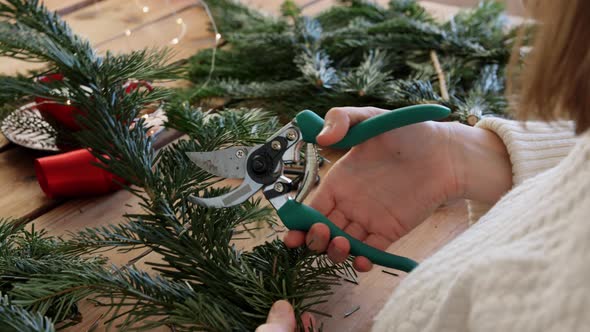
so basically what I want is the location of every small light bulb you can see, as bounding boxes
[176,18,184,25]
[142,6,149,13]
[125,29,132,36]
[215,33,222,41]
[171,38,179,45]
[65,99,72,105]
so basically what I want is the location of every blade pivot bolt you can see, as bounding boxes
[274,182,285,193]
[271,140,282,151]
[252,155,268,174]
[235,149,245,158]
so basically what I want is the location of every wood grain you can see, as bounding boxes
[0,147,59,219]
[0,0,196,75]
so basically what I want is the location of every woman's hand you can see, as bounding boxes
[255,301,315,332]
[284,106,512,272]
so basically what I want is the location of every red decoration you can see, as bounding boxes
[35,74,85,130]
[35,149,125,199]
[34,75,154,131]
[31,75,152,198]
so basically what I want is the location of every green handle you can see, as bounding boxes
[296,104,450,149]
[277,200,418,272]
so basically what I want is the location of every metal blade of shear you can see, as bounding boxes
[186,146,254,179]
[189,176,263,208]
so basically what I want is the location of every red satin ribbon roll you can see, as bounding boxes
[35,149,124,199]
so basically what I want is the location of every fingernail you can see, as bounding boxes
[318,122,332,137]
[330,242,342,255]
[268,300,292,320]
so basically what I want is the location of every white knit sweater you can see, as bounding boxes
[372,118,590,332]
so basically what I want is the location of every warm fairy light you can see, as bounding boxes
[125,29,132,36]
[65,99,72,105]
[142,6,149,13]
[171,38,179,45]
[176,18,184,25]
[215,33,222,41]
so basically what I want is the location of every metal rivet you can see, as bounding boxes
[235,149,245,158]
[271,140,282,151]
[273,182,285,193]
[286,129,298,141]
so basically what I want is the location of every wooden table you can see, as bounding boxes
[0,1,471,330]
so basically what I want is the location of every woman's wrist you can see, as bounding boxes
[447,122,513,204]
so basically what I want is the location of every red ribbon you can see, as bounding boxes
[32,75,151,198]
[35,149,124,199]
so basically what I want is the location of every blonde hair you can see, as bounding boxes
[512,0,590,134]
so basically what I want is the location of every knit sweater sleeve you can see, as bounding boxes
[467,118,577,223]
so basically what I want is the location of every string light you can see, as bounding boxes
[65,99,72,105]
[170,13,186,45]
[122,1,221,93]
[196,0,221,91]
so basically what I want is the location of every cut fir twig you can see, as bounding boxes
[344,305,360,318]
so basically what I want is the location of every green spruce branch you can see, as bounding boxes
[185,0,528,122]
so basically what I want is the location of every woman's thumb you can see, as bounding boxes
[316,108,351,146]
[255,300,296,332]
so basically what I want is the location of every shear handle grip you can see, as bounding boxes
[296,104,450,149]
[277,200,418,272]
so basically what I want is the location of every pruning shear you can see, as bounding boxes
[187,104,450,272]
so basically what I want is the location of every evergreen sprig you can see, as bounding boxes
[186,0,528,122]
[0,294,55,332]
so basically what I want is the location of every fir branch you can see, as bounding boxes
[295,18,339,89]
[0,0,95,65]
[202,0,287,34]
[0,219,105,324]
[185,0,522,120]
[337,50,392,97]
[0,295,55,332]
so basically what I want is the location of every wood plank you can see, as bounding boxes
[43,0,97,12]
[0,147,59,219]
[95,0,329,59]
[0,0,196,75]
[67,0,197,47]
[94,4,212,59]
